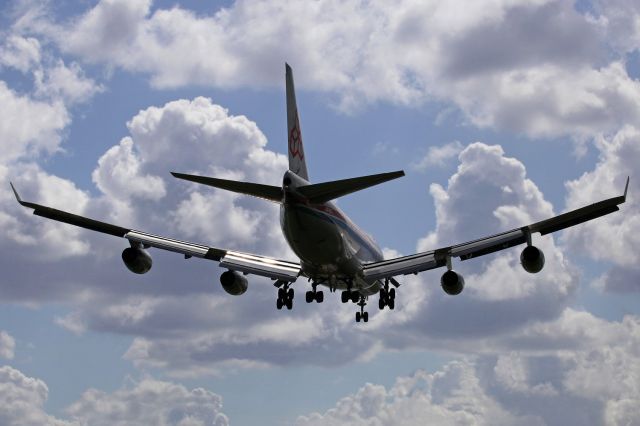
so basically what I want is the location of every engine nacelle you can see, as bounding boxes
[441,270,465,295]
[520,245,545,274]
[220,270,248,296]
[121,247,152,274]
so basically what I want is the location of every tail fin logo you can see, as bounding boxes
[289,115,304,159]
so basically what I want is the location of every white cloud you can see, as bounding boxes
[66,377,229,426]
[0,365,229,425]
[34,60,104,105]
[15,0,640,138]
[299,308,640,425]
[562,126,639,292]
[0,331,15,360]
[0,35,41,72]
[413,140,463,169]
[0,366,71,426]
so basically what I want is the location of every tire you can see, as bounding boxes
[363,312,369,322]
[355,311,361,322]
[316,291,324,303]
[341,291,349,304]
[389,288,396,300]
[305,291,313,303]
[388,298,395,310]
[286,298,293,310]
[351,292,359,303]
[277,298,283,310]
[278,288,284,298]
[288,288,294,300]
[378,298,385,310]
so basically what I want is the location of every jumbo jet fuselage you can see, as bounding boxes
[280,170,384,296]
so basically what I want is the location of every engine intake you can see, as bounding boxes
[520,245,545,274]
[441,270,465,295]
[122,246,152,274]
[220,270,248,296]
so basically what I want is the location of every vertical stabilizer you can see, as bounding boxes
[286,63,310,181]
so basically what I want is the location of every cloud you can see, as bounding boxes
[0,365,229,425]
[0,366,71,426]
[298,308,640,425]
[413,140,463,169]
[34,59,104,105]
[562,125,639,292]
[16,0,640,138]
[0,35,41,72]
[66,377,229,426]
[0,331,15,360]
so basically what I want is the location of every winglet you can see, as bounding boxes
[623,176,629,201]
[10,182,26,206]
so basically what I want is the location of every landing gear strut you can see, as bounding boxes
[341,279,359,304]
[378,278,398,310]
[355,295,369,323]
[305,282,324,303]
[275,280,294,310]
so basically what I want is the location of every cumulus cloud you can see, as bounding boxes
[14,0,640,138]
[66,377,229,426]
[299,308,640,425]
[0,366,70,426]
[413,141,463,169]
[562,125,640,292]
[0,365,229,425]
[0,331,15,360]
[0,35,41,72]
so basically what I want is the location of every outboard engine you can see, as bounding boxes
[122,246,152,274]
[441,270,465,295]
[220,270,248,295]
[520,245,545,273]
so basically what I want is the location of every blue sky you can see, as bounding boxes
[1,0,639,425]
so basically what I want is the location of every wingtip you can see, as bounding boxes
[10,182,21,203]
[624,176,630,200]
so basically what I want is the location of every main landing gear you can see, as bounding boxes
[275,280,294,310]
[355,295,369,323]
[378,279,398,310]
[305,282,324,303]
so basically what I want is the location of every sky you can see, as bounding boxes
[0,0,639,425]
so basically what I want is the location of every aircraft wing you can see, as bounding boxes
[10,183,301,282]
[362,177,629,281]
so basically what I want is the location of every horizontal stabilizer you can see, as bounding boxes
[171,172,283,203]
[298,170,405,204]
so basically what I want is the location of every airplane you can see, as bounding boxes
[11,64,629,323]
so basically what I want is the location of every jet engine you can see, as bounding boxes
[520,245,545,274]
[441,270,465,295]
[121,246,152,274]
[220,270,248,296]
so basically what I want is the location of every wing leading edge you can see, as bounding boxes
[10,183,300,282]
[363,177,629,281]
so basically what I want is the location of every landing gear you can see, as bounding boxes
[305,282,324,303]
[341,290,359,303]
[355,295,369,323]
[378,279,398,310]
[275,281,294,310]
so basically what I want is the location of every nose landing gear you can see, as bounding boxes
[355,295,369,323]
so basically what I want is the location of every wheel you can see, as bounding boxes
[277,298,283,310]
[341,291,349,303]
[355,311,361,322]
[363,312,369,322]
[351,292,359,303]
[378,298,385,310]
[278,288,284,298]
[286,298,293,310]
[380,288,387,299]
[389,288,396,300]
[287,288,294,300]
[315,291,324,303]
[305,291,313,303]
[388,298,395,310]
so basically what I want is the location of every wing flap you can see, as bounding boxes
[220,250,300,281]
[452,229,527,260]
[362,251,443,280]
